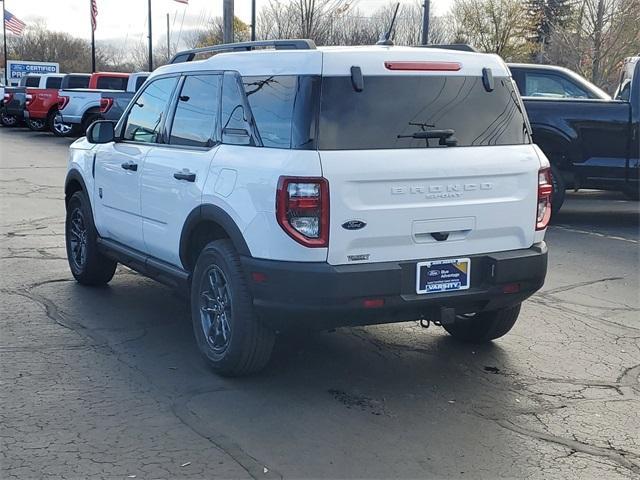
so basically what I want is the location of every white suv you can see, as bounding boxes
[64,40,550,376]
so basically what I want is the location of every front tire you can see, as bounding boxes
[190,240,275,376]
[65,191,117,286]
[1,112,18,127]
[442,304,521,343]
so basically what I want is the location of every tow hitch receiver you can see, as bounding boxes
[420,307,456,328]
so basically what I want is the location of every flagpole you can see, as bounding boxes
[147,0,153,71]
[90,0,96,72]
[2,0,8,84]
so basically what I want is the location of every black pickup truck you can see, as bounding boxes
[509,59,639,211]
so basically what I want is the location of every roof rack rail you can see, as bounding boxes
[418,44,478,52]
[170,39,317,64]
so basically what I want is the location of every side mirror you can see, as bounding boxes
[86,120,115,144]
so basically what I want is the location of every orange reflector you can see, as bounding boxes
[363,298,385,308]
[502,283,520,294]
[384,61,462,71]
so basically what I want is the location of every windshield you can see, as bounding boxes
[318,75,531,150]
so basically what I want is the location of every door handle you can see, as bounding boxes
[174,170,196,182]
[121,161,138,171]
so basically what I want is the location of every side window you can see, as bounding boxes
[169,75,221,148]
[68,76,90,89]
[221,72,255,146]
[97,76,128,90]
[525,72,591,99]
[135,76,148,92]
[25,76,40,87]
[242,76,296,148]
[123,76,178,144]
[46,77,62,89]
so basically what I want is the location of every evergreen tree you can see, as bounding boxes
[526,0,572,59]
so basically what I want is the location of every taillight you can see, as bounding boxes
[276,176,329,248]
[100,97,113,113]
[58,96,69,110]
[25,94,33,106]
[3,93,13,104]
[536,168,553,230]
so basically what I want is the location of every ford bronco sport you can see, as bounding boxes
[64,40,550,376]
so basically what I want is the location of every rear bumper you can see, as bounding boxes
[241,242,548,329]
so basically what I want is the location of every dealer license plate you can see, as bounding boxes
[416,258,471,294]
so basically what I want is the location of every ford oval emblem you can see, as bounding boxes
[342,220,367,230]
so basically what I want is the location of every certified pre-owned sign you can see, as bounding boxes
[7,60,60,85]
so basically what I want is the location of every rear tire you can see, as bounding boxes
[51,113,77,137]
[65,191,117,286]
[27,118,47,132]
[190,239,275,376]
[81,113,100,135]
[550,164,566,215]
[442,304,521,343]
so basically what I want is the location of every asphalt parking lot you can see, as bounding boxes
[1,126,639,479]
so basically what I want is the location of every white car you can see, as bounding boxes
[64,40,551,376]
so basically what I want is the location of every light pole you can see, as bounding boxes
[147,0,153,71]
[421,0,430,45]
[223,0,234,44]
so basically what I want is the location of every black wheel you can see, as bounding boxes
[550,164,566,215]
[442,304,521,343]
[51,113,77,137]
[190,239,275,376]
[65,191,117,286]
[81,113,100,135]
[27,118,47,131]
[1,112,18,127]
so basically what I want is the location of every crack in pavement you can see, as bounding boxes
[3,276,280,478]
[543,277,625,295]
[171,391,283,480]
[494,418,640,475]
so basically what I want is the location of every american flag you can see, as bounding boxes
[4,10,27,36]
[90,0,98,31]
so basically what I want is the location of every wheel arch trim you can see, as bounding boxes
[179,204,251,271]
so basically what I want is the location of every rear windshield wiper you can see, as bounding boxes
[397,128,458,147]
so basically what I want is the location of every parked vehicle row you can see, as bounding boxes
[0,70,148,136]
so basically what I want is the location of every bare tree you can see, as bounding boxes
[6,22,94,72]
[548,0,640,88]
[449,0,532,60]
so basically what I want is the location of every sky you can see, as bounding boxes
[4,0,455,48]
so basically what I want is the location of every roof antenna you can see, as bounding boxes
[376,3,400,46]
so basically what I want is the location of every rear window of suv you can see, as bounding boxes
[318,75,531,150]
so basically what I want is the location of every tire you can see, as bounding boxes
[442,304,521,343]
[51,113,77,137]
[65,191,117,286]
[27,118,47,132]
[550,164,566,215]
[190,239,275,376]
[81,113,100,135]
[1,112,18,127]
